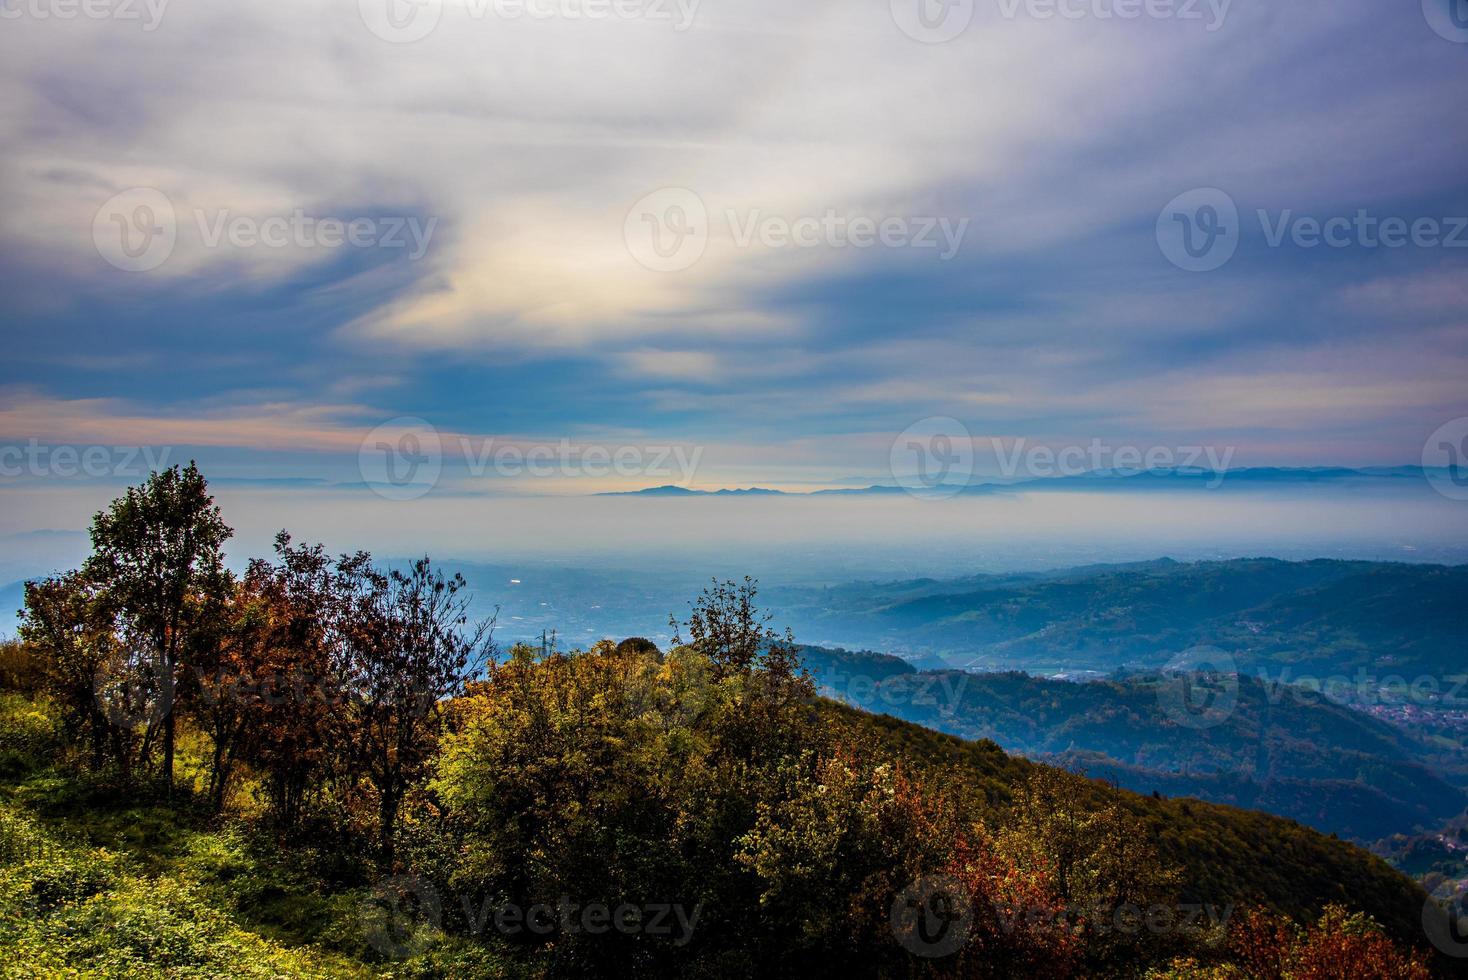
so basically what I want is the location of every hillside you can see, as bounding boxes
[1,680,1454,977]
[775,558,1468,677]
[815,700,1442,953]
[804,645,1468,845]
[3,469,1458,977]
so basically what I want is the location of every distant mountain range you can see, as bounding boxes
[800,643,1468,849]
[598,465,1457,496]
[769,556,1468,677]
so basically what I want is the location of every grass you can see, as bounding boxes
[0,692,516,979]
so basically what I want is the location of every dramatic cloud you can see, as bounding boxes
[1,0,1466,497]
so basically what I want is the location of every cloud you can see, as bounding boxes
[0,0,1465,485]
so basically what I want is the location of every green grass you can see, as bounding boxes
[0,693,517,979]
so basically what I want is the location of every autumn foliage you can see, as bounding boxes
[5,467,1446,978]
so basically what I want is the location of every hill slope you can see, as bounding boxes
[775,558,1468,677]
[804,644,1468,845]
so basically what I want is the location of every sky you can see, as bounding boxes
[2,0,1467,517]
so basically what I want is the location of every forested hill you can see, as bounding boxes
[3,469,1460,976]
[802,644,1468,845]
[776,558,1468,676]
[816,700,1440,956]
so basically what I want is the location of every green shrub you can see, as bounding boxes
[0,692,62,776]
[0,640,42,693]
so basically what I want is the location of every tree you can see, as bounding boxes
[434,638,701,963]
[1228,905,1431,980]
[671,577,802,682]
[188,568,267,812]
[242,534,357,828]
[998,767,1181,973]
[19,571,120,769]
[669,577,812,731]
[341,556,493,868]
[83,462,232,794]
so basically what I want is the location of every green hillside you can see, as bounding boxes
[1,469,1458,978]
[803,646,1468,845]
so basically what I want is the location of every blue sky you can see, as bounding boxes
[1,0,1467,508]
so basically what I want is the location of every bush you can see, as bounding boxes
[0,692,62,776]
[0,640,43,693]
[0,802,355,978]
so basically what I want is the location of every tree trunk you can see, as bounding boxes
[162,627,179,797]
[89,708,106,769]
[163,709,175,798]
[380,788,398,869]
